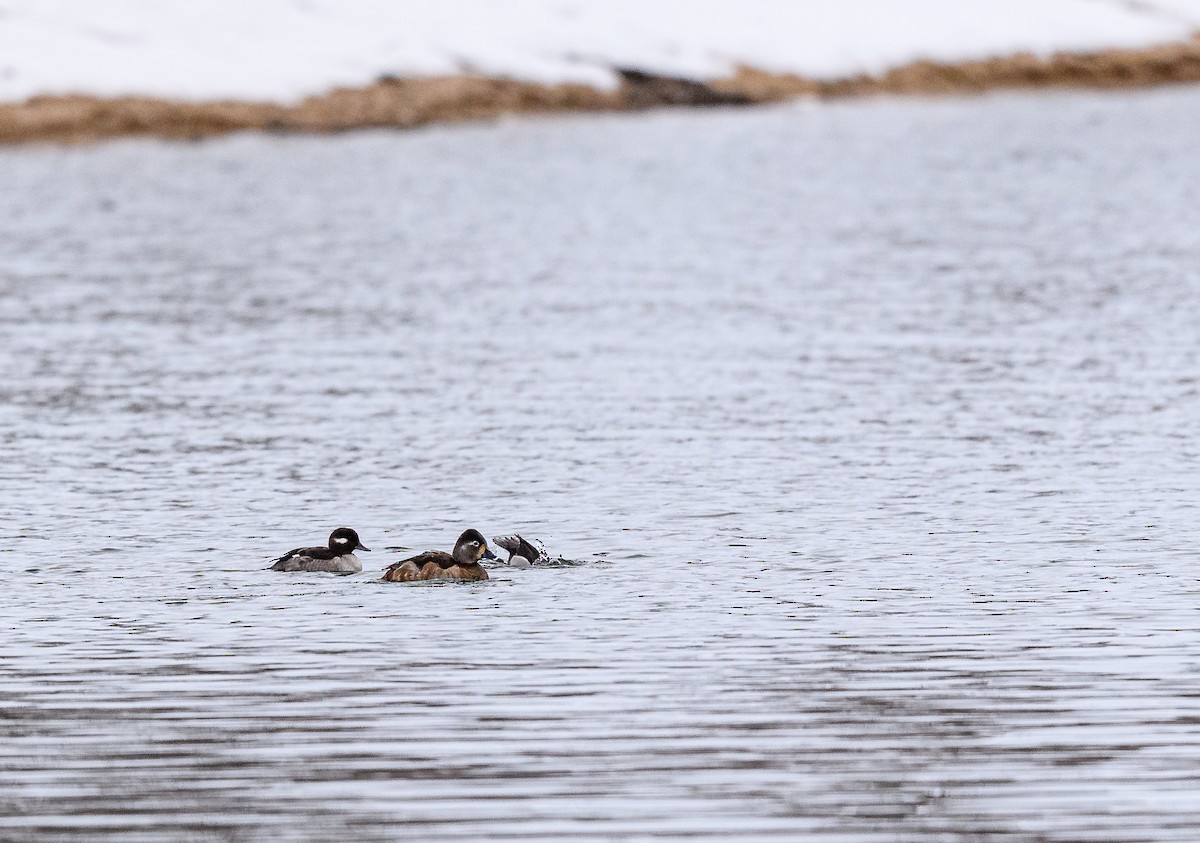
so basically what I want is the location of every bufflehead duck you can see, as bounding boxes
[493,534,541,568]
[269,527,370,574]
[382,529,496,582]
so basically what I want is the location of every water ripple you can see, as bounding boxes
[3,88,1200,840]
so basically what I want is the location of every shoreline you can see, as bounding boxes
[3,37,1199,144]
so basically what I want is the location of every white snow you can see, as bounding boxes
[1134,0,1200,25]
[0,0,1197,103]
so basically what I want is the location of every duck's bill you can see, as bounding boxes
[358,544,372,552]
[482,547,498,561]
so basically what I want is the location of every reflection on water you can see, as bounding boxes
[3,86,1200,840]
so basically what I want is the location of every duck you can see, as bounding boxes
[382,528,496,582]
[269,527,370,574]
[493,534,541,568]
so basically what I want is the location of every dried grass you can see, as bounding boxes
[4,37,1200,144]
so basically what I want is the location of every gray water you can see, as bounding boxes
[3,87,1200,841]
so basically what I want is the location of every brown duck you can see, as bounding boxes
[382,529,496,582]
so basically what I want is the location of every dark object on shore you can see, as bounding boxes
[493,534,541,569]
[382,529,497,582]
[269,527,370,574]
[615,67,753,108]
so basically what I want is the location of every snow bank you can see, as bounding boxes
[1,0,1199,103]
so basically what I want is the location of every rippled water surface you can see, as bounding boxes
[3,87,1200,841]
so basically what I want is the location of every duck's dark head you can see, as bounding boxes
[453,528,496,564]
[328,527,370,554]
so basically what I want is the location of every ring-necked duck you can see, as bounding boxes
[382,528,496,582]
[269,527,370,574]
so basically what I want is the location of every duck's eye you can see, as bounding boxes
[469,540,480,548]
